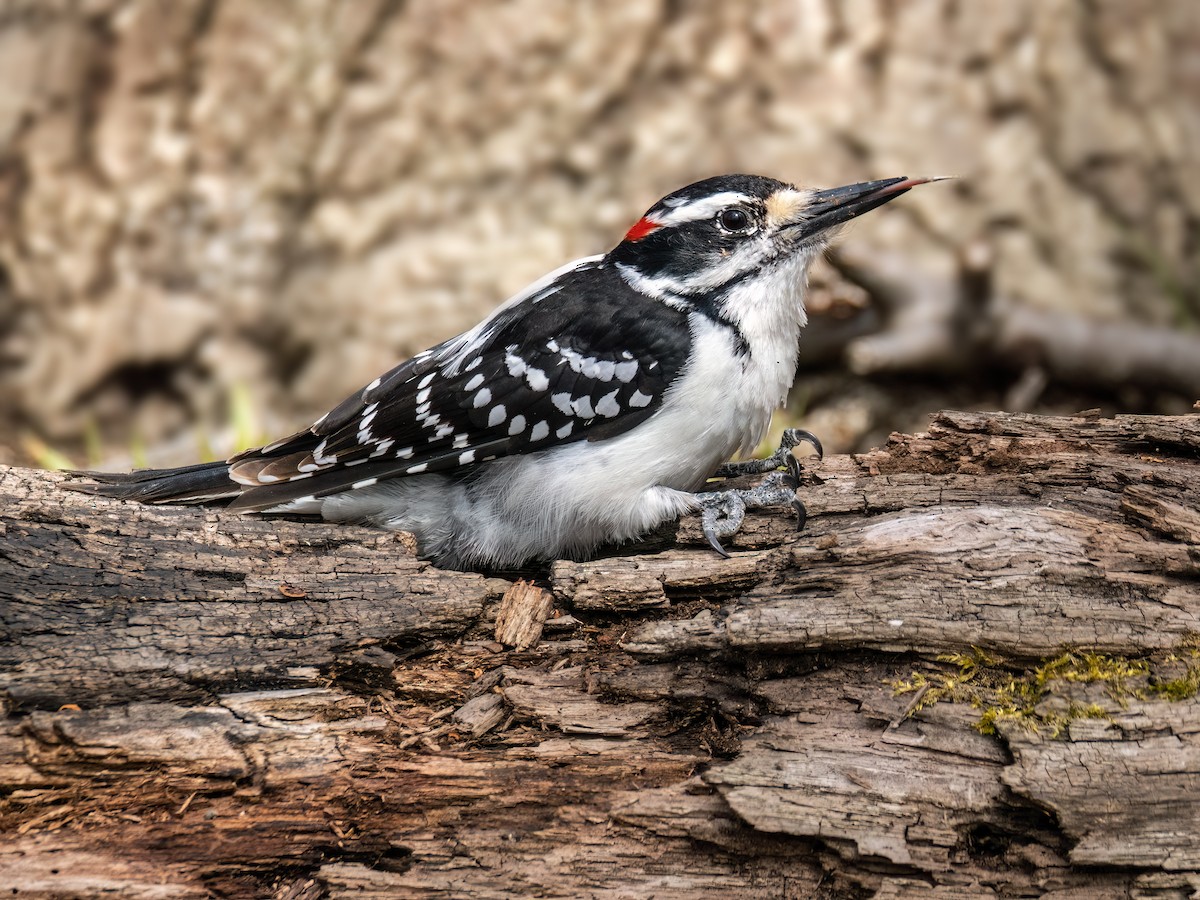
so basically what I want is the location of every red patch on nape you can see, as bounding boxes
[624,216,661,242]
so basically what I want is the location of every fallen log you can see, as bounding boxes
[2,409,1199,897]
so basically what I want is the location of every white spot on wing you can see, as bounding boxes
[614,360,639,383]
[352,477,378,490]
[396,446,414,458]
[505,349,527,377]
[571,396,595,418]
[488,405,507,427]
[459,450,476,465]
[473,387,492,408]
[312,440,336,465]
[596,390,621,417]
[357,405,379,443]
[530,421,549,441]
[508,414,526,435]
[526,367,549,391]
[419,372,436,389]
[465,373,485,391]
[558,346,588,374]
[551,393,573,415]
[628,390,652,408]
[406,463,428,474]
[556,422,573,439]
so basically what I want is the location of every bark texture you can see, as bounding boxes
[3,409,1200,897]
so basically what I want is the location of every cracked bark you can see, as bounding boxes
[2,409,1200,898]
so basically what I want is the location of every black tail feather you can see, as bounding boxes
[62,460,241,504]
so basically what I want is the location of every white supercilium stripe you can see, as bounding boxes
[653,192,752,226]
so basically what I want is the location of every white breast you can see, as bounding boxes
[715,250,812,454]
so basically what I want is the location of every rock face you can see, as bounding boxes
[0,1,1196,454]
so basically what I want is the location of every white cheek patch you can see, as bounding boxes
[616,236,771,298]
[688,240,772,292]
[621,241,772,298]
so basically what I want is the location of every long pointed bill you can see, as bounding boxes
[788,176,951,237]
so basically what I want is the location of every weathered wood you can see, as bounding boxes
[1001,683,1200,872]
[0,466,508,708]
[492,580,555,649]
[3,409,1200,897]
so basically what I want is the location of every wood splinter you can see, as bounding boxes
[494,580,556,650]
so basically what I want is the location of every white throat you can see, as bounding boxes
[716,250,814,454]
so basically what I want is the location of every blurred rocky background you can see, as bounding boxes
[0,0,1197,468]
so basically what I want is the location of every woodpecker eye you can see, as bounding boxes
[716,207,751,232]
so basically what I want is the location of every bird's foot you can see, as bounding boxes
[714,428,823,481]
[692,471,807,558]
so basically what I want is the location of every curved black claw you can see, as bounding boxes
[793,497,808,533]
[780,428,824,461]
[696,491,747,558]
[705,528,732,559]
[783,453,803,489]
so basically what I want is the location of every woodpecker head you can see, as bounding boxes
[609,173,939,301]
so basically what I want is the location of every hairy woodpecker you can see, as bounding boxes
[68,174,938,570]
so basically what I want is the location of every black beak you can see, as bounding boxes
[788,176,948,237]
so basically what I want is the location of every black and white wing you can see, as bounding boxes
[222,258,692,511]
